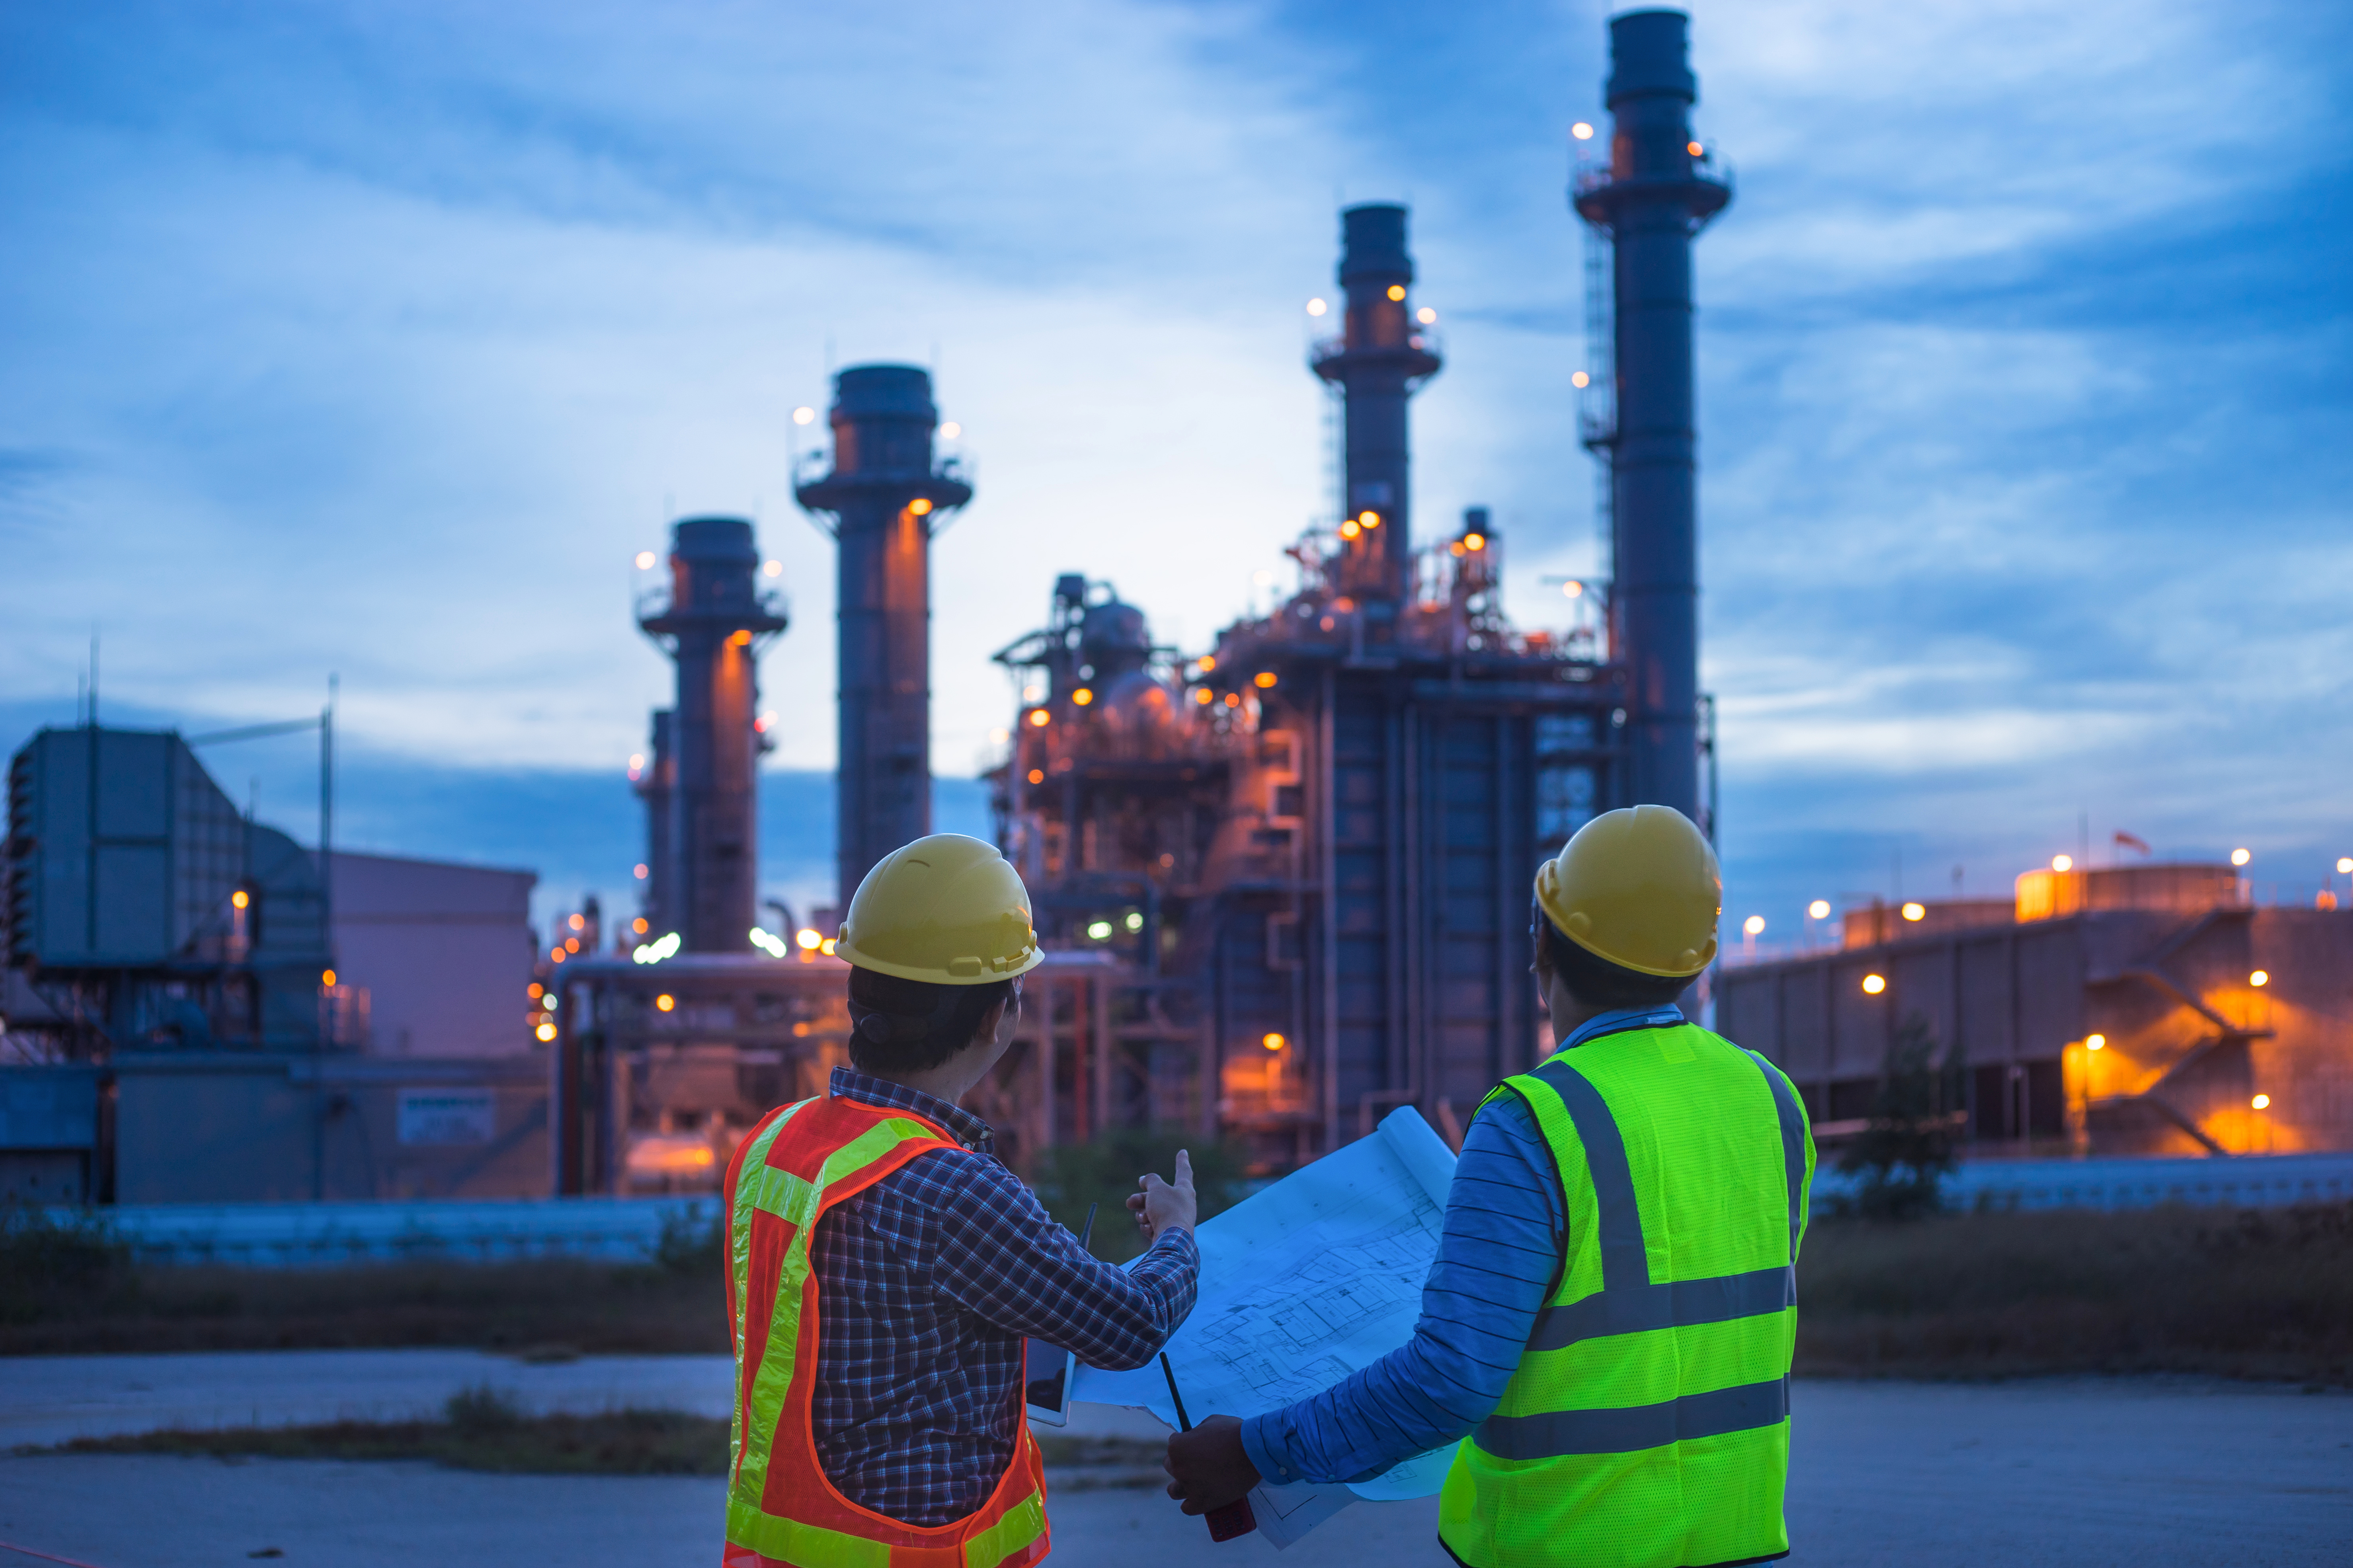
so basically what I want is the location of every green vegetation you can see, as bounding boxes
[14,1189,2351,1387]
[1832,1013,1967,1220]
[37,1387,1169,1484]
[0,1201,726,1357]
[1030,1127,1249,1262]
[1795,1200,2353,1384]
[43,1386,727,1475]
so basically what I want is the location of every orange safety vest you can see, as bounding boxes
[720,1093,1052,1568]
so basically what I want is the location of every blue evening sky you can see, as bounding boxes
[3,0,2348,942]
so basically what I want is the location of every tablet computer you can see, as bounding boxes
[1023,1201,1097,1427]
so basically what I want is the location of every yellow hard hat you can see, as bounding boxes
[835,834,1045,985]
[1534,805,1721,978]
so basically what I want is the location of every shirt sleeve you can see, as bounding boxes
[926,1152,1200,1372]
[1240,1091,1564,1488]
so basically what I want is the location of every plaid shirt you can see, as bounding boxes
[805,1067,1200,1526]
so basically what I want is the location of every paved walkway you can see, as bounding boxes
[2,1355,2346,1566]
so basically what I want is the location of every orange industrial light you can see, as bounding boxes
[231,889,250,909]
[633,917,649,934]
[2250,969,2269,987]
[1223,692,1241,708]
[730,629,753,647]
[1417,307,1438,326]
[1742,915,1765,936]
[1072,688,1095,706]
[528,982,544,999]
[1387,284,1406,301]
[564,936,580,953]
[2086,1033,2106,1051]
[1807,899,1831,920]
[569,913,585,932]
[909,497,934,516]
[1464,532,1485,551]
[795,928,821,951]
[551,947,566,963]
[1339,519,1362,540]
[1861,974,1886,995]
[1901,902,1926,922]
[656,993,675,1013]
[1358,510,1381,529]
[322,969,337,987]
[1198,655,1217,672]
[1262,1032,1286,1051]
[2051,854,2073,872]
[2252,1093,2271,1110]
[2231,847,2251,866]
[1255,672,1278,689]
[1687,140,1704,156]
[1026,709,1050,727]
[1027,768,1045,784]
[1450,541,1466,558]
[819,937,838,956]
[1191,688,1212,706]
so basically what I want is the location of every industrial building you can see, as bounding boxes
[1,723,547,1203]
[1720,863,2353,1157]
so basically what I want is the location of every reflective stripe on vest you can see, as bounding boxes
[722,1096,1051,1568]
[1442,1024,1814,1568]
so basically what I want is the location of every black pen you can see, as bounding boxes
[1161,1352,1257,1541]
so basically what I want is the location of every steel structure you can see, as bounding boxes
[796,365,973,906]
[993,199,1632,1169]
[636,517,788,953]
[1574,8,1729,824]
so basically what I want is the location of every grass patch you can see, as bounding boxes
[37,1389,1171,1487]
[1795,1200,2353,1384]
[40,1387,728,1475]
[1,1202,727,1357]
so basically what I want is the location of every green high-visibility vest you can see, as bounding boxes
[1439,1020,1815,1568]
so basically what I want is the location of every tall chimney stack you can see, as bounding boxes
[795,365,972,905]
[1576,8,1727,825]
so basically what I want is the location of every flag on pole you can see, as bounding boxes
[2115,830,2151,856]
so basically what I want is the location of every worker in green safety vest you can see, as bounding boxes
[1165,804,1815,1567]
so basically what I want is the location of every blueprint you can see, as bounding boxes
[1070,1105,1464,1534]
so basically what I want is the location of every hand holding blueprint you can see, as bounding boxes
[1071,1106,1461,1540]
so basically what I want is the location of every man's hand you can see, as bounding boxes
[1126,1148,1197,1242]
[1165,1414,1259,1516]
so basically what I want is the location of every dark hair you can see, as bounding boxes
[1532,901,1695,1010]
[845,967,1018,1075]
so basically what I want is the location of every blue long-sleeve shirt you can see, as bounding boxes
[1240,1007,1685,1488]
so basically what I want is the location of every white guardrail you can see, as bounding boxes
[31,1152,2353,1268]
[1810,1152,2353,1215]
[40,1196,723,1268]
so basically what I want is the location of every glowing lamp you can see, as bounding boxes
[655,994,675,1013]
[1028,767,1046,783]
[2338,857,2352,874]
[2051,854,2073,872]
[2250,970,2269,987]
[1464,533,1485,551]
[1386,285,1406,301]
[1224,693,1241,708]
[1087,921,1113,941]
[1807,900,1831,920]
[1072,688,1094,706]
[1901,902,1925,922]
[1742,915,1765,936]
[232,890,250,910]
[1307,298,1327,316]
[1027,709,1050,727]
[569,913,585,932]
[909,498,934,516]
[322,969,337,987]
[1572,122,1594,140]
[792,406,816,425]
[1861,974,1886,995]
[1417,307,1437,325]
[940,422,960,439]
[2231,847,2251,867]
[1263,1033,1286,1051]
[763,560,782,577]
[1572,371,1590,388]
[635,551,657,570]
[2086,1034,2105,1051]
[1340,520,1362,540]
[2252,1094,2271,1110]
[729,629,753,646]
[1191,689,1211,706]
[819,938,837,956]
[1255,672,1277,688]
[1688,140,1703,156]
[632,917,648,934]
[1358,510,1381,529]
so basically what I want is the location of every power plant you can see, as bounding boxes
[7,9,2350,1207]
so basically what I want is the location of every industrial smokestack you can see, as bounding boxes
[1312,204,1443,606]
[638,516,788,952]
[795,364,972,905]
[1576,8,1727,824]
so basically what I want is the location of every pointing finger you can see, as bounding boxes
[1174,1149,1194,1187]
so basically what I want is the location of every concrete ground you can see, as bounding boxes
[2,1354,2347,1566]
